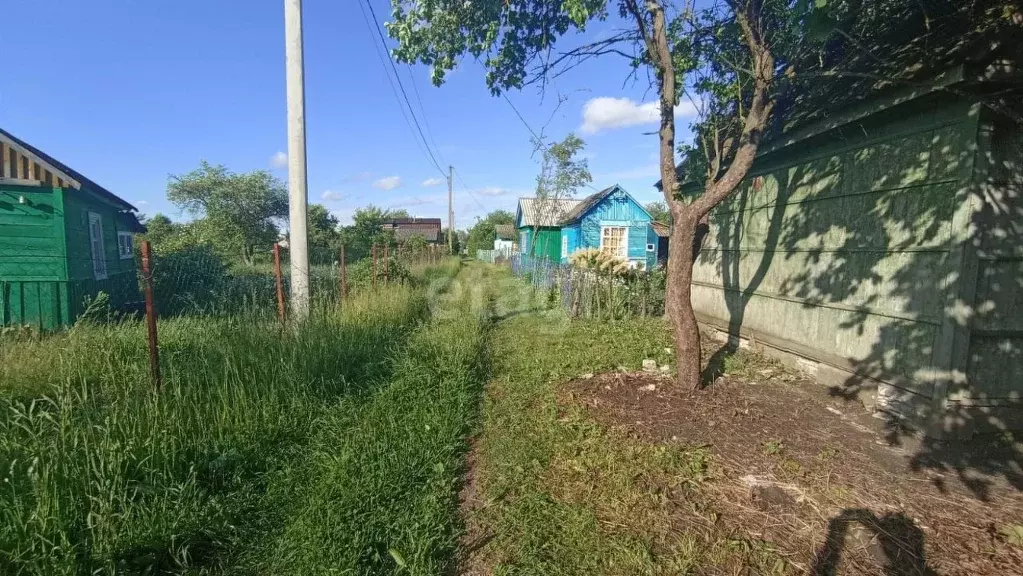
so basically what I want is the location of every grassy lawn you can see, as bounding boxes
[467,264,789,575]
[0,259,492,575]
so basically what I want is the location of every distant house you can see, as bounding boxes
[493,224,516,252]
[381,217,442,244]
[515,197,581,261]
[0,127,145,330]
[559,184,658,269]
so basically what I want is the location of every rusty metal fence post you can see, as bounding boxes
[372,243,378,289]
[140,240,162,391]
[273,242,286,324]
[383,244,389,284]
[339,242,347,300]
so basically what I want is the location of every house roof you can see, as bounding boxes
[0,126,137,212]
[494,224,516,241]
[382,218,442,242]
[558,184,650,225]
[651,221,670,238]
[516,197,581,227]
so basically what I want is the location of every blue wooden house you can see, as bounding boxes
[559,184,658,269]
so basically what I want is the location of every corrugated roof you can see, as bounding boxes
[517,197,582,227]
[559,185,617,224]
[0,126,137,212]
[494,224,516,240]
[651,221,670,238]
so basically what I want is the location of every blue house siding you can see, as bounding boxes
[560,225,581,262]
[646,226,660,269]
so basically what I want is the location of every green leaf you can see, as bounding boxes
[814,0,828,8]
[389,548,408,568]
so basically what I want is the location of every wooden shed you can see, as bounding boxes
[1,128,144,330]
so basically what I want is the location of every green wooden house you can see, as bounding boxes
[515,197,581,261]
[1,128,145,330]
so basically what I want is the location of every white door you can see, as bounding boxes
[88,212,108,280]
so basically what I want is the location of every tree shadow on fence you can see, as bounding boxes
[694,91,1023,501]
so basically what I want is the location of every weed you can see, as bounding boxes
[763,439,785,456]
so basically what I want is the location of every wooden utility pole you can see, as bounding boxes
[273,242,286,324]
[383,243,389,284]
[140,240,162,391]
[448,165,454,254]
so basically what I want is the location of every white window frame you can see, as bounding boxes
[88,212,108,280]
[117,231,134,259]
[646,243,656,252]
[561,235,568,258]
[599,226,628,259]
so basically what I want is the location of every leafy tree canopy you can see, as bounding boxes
[466,209,515,255]
[167,161,287,265]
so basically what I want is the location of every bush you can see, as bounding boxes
[346,257,412,292]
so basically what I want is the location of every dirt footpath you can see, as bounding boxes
[565,350,1023,575]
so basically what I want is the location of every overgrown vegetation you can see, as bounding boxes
[467,264,787,574]
[0,259,487,575]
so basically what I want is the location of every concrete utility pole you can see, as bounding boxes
[448,165,454,253]
[284,0,310,320]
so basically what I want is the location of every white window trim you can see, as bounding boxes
[88,211,108,280]
[646,243,656,252]
[561,235,568,258]
[118,231,134,259]
[599,226,628,259]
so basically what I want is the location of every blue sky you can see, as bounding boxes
[2,0,695,228]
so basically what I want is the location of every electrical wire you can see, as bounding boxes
[361,0,446,176]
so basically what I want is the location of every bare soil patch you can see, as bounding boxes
[563,358,1023,575]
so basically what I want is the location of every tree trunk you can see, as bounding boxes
[665,213,703,390]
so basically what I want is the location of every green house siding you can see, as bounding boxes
[686,92,1020,424]
[1,183,139,329]
[519,227,562,261]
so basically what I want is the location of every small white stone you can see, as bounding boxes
[580,373,594,379]
[659,364,670,373]
[642,359,658,372]
[639,383,657,392]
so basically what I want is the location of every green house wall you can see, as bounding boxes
[518,227,562,261]
[687,91,1022,426]
[1,183,139,330]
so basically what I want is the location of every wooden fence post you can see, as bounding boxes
[383,244,389,284]
[140,240,162,391]
[273,242,286,324]
[372,243,378,289]
[339,242,347,300]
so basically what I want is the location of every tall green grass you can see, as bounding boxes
[0,286,430,574]
[253,268,492,574]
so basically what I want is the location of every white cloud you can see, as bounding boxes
[580,97,697,134]
[321,190,343,202]
[270,151,288,169]
[477,187,510,197]
[135,200,149,207]
[373,176,403,191]
[421,177,445,187]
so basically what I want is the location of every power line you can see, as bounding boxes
[361,0,446,176]
[405,63,447,167]
[355,0,435,172]
[452,167,487,211]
